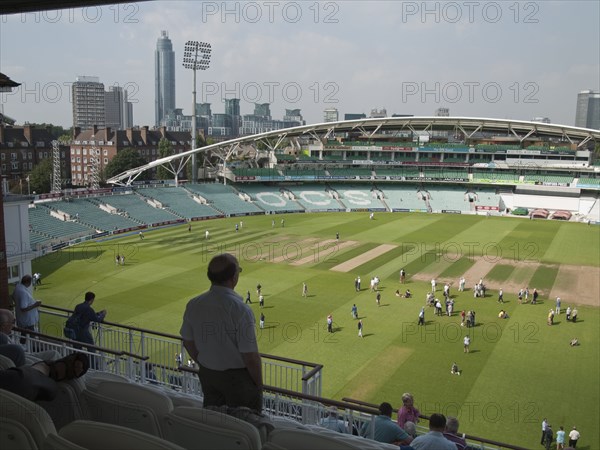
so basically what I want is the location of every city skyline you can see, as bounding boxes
[1,1,599,129]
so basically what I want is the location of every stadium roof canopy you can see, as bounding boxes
[106,116,600,186]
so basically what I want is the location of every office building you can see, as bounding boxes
[575,90,600,129]
[105,86,133,130]
[324,108,339,123]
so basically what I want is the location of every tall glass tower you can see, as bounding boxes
[155,31,176,127]
[575,90,600,130]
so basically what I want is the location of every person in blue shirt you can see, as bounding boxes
[72,292,107,348]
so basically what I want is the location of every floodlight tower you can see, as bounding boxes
[51,140,62,193]
[183,41,211,183]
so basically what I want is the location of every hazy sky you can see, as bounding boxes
[1,1,598,128]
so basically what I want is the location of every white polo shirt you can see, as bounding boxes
[180,285,258,371]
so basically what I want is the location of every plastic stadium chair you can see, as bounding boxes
[267,428,366,450]
[162,406,262,450]
[82,380,173,437]
[43,432,88,450]
[58,420,185,450]
[0,388,57,450]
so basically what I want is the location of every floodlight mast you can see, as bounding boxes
[183,41,211,184]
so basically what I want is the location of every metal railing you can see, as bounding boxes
[39,305,322,397]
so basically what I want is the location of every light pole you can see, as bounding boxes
[183,41,211,183]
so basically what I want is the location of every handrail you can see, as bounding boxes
[342,397,529,450]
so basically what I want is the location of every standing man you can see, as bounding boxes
[532,288,539,304]
[235,223,239,233]
[180,253,263,412]
[351,304,358,319]
[431,278,436,292]
[281,218,285,227]
[568,426,580,448]
[354,277,359,292]
[302,282,308,298]
[13,275,42,342]
[541,418,548,445]
[259,313,265,329]
[205,230,210,240]
[463,335,470,353]
[400,268,406,284]
[498,289,504,304]
[418,307,425,326]
[71,292,107,349]
[327,314,333,333]
[376,292,381,307]
[358,319,363,337]
[543,424,554,450]
[139,231,144,240]
[336,232,339,241]
[245,290,252,304]
[555,297,561,315]
[357,276,361,291]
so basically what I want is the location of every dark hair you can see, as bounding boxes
[21,275,32,285]
[379,402,393,417]
[207,254,239,285]
[85,292,96,302]
[429,413,447,430]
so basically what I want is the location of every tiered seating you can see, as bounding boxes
[379,186,427,210]
[287,184,344,211]
[524,174,574,185]
[334,186,387,209]
[28,205,94,239]
[136,188,220,220]
[422,169,468,180]
[474,189,500,207]
[186,183,263,215]
[374,168,420,178]
[328,168,373,177]
[49,199,140,231]
[578,176,600,187]
[474,144,518,152]
[238,185,304,212]
[283,168,328,178]
[232,168,283,178]
[102,194,179,224]
[426,187,469,211]
[472,171,519,183]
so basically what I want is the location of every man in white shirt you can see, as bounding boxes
[568,426,580,448]
[180,254,262,412]
[13,275,42,342]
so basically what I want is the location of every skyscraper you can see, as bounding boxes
[575,90,600,130]
[323,108,339,122]
[72,76,105,130]
[105,86,133,130]
[155,30,176,127]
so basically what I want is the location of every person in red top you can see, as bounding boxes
[397,392,420,428]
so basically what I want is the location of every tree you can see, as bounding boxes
[26,123,71,140]
[28,158,53,194]
[103,148,148,181]
[156,138,173,180]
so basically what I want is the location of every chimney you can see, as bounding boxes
[92,125,98,137]
[141,125,149,144]
[0,124,4,145]
[24,124,33,145]
[159,126,166,138]
[73,127,81,139]
[105,127,111,142]
[126,128,133,145]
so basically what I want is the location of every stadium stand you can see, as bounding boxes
[185,183,264,215]
[28,205,95,242]
[378,185,427,211]
[100,194,179,225]
[136,187,221,220]
[48,198,142,231]
[237,185,305,213]
[426,186,470,212]
[287,184,345,211]
[334,186,387,210]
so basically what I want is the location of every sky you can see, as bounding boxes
[1,1,599,129]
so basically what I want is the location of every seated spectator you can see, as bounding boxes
[570,338,579,347]
[361,402,413,446]
[395,290,402,297]
[498,310,508,319]
[443,416,467,450]
[411,413,457,450]
[320,406,348,433]
[403,421,417,439]
[0,349,89,402]
[0,308,58,362]
[398,392,420,428]
[405,290,412,298]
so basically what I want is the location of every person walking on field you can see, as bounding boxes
[358,319,363,337]
[463,335,470,353]
[302,282,308,298]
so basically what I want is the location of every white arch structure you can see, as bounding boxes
[107,116,600,186]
